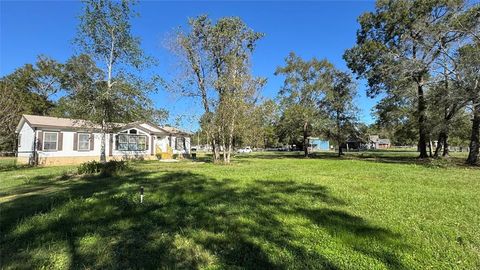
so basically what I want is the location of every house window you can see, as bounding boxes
[17,134,21,148]
[78,133,90,151]
[43,132,58,151]
[138,136,146,150]
[128,136,138,150]
[117,134,146,151]
[118,134,128,150]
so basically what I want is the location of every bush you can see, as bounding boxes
[78,160,128,176]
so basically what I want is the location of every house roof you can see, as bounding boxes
[368,135,380,142]
[369,135,390,144]
[160,125,192,136]
[16,114,101,132]
[16,114,191,136]
[378,139,391,144]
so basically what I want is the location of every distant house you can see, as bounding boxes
[345,138,364,151]
[15,115,191,166]
[368,135,391,149]
[307,137,330,151]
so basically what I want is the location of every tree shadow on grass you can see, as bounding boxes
[2,170,408,269]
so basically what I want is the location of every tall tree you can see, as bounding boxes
[344,0,468,158]
[168,15,220,161]
[428,69,468,158]
[58,55,165,127]
[0,56,62,151]
[320,70,358,156]
[275,52,333,157]
[457,43,480,165]
[373,94,418,146]
[0,81,23,152]
[232,99,279,149]
[169,15,263,163]
[428,3,480,157]
[75,0,158,162]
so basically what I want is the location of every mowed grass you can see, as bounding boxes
[0,152,479,269]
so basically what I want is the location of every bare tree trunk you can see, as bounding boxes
[219,121,227,163]
[100,119,107,163]
[417,83,429,158]
[211,137,218,162]
[215,126,222,163]
[222,139,227,163]
[467,100,480,165]
[303,121,309,157]
[336,110,343,157]
[433,132,445,158]
[100,33,115,163]
[206,122,219,163]
[226,112,236,164]
[443,132,450,157]
[428,140,433,157]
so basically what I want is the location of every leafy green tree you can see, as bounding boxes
[75,0,159,162]
[320,70,358,156]
[427,72,469,157]
[344,0,469,158]
[169,15,263,163]
[236,99,279,149]
[0,81,24,151]
[456,43,480,165]
[57,54,166,125]
[168,15,220,160]
[0,56,62,151]
[371,94,417,146]
[275,52,333,157]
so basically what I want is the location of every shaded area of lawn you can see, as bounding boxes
[1,168,407,269]
[0,157,30,172]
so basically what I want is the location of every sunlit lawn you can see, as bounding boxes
[1,152,479,269]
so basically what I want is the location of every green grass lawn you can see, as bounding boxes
[1,152,479,269]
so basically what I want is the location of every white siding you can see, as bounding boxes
[38,131,102,157]
[17,122,35,157]
[18,122,190,161]
[155,135,190,154]
[32,129,153,158]
[155,136,169,152]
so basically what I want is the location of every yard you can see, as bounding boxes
[1,152,479,269]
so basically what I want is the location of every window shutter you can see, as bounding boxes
[109,134,113,156]
[145,135,149,152]
[37,131,43,150]
[73,133,78,151]
[58,132,63,151]
[150,136,155,155]
[90,133,94,150]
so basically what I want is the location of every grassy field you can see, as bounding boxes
[1,152,479,269]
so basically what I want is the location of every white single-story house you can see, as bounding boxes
[15,114,191,165]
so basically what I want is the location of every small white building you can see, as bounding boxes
[15,115,191,165]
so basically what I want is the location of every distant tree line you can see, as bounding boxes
[179,0,480,164]
[1,0,479,165]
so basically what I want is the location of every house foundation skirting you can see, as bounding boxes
[17,155,157,166]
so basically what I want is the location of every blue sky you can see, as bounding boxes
[1,0,378,131]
